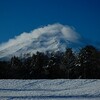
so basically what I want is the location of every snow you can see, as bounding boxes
[0,79,100,100]
[0,23,84,59]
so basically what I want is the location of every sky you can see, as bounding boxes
[0,0,100,44]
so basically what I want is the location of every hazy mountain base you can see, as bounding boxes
[0,80,100,100]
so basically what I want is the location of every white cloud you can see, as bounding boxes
[61,26,80,42]
[0,23,81,51]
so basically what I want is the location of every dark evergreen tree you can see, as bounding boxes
[29,52,49,78]
[47,52,62,78]
[10,56,22,78]
[77,45,99,78]
[61,48,76,78]
[0,61,10,78]
[21,57,32,79]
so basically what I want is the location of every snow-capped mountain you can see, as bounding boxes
[0,23,85,59]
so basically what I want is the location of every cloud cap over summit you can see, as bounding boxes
[0,23,83,59]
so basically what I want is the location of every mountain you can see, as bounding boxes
[0,23,86,60]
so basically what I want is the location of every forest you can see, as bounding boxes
[0,45,100,79]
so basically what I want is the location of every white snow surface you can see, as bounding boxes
[0,23,84,59]
[0,79,100,100]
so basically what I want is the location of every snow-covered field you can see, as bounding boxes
[0,80,100,100]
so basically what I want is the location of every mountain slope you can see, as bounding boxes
[0,23,85,59]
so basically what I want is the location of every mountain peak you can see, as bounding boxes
[0,23,84,59]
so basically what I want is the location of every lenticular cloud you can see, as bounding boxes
[0,23,80,51]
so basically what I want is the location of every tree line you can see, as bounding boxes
[0,45,100,79]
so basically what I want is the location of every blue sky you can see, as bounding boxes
[0,0,100,44]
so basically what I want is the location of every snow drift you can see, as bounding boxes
[0,79,100,100]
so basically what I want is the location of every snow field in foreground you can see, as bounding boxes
[0,79,100,100]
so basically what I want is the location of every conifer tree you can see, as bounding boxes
[61,48,76,78]
[77,45,99,78]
